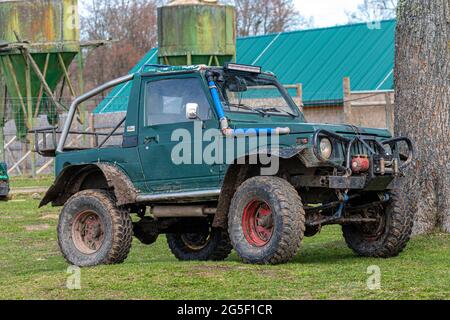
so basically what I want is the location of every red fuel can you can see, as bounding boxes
[352,155,370,173]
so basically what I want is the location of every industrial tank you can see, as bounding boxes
[158,0,236,66]
[0,0,80,138]
[0,0,79,52]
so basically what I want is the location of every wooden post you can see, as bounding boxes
[24,55,36,177]
[385,92,394,134]
[343,77,352,123]
[296,83,303,113]
[77,50,85,97]
[21,141,29,176]
[77,52,88,145]
[89,113,96,148]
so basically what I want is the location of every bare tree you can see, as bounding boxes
[394,0,450,234]
[79,0,312,91]
[230,0,314,37]
[347,0,398,23]
[80,0,163,91]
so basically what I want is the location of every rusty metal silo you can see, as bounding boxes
[158,0,236,66]
[0,0,80,140]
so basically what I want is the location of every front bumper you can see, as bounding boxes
[311,129,414,190]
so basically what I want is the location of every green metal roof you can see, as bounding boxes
[95,20,395,114]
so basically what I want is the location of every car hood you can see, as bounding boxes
[230,118,392,139]
[289,122,392,138]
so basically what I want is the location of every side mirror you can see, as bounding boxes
[186,103,200,120]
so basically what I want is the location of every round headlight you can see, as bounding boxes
[320,138,333,160]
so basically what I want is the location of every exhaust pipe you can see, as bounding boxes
[152,206,217,218]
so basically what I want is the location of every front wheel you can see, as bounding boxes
[343,190,414,258]
[228,176,305,265]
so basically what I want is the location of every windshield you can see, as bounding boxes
[217,74,299,117]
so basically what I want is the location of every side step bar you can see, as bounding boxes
[136,189,221,204]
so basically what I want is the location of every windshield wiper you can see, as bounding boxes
[230,104,266,116]
[255,107,297,118]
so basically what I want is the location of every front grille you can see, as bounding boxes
[351,140,377,156]
[338,140,378,158]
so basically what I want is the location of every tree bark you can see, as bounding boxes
[394,0,450,234]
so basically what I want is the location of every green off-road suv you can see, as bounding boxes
[0,162,9,201]
[36,64,414,266]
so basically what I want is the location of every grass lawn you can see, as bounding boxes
[9,175,54,189]
[0,177,449,300]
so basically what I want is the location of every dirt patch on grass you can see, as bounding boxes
[0,215,24,220]
[25,224,50,232]
[40,214,59,220]
[4,199,26,203]
[11,187,48,195]
[189,265,288,280]
[191,265,235,272]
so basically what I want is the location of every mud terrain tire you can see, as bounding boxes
[343,190,414,258]
[229,176,305,265]
[58,190,133,267]
[167,229,232,261]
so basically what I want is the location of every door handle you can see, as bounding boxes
[144,135,159,144]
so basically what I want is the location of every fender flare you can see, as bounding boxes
[212,146,308,229]
[252,145,308,160]
[40,163,139,208]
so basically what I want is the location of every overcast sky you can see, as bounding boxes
[79,0,364,28]
[295,0,363,27]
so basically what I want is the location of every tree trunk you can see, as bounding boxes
[394,0,450,234]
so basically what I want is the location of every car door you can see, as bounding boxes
[138,74,222,193]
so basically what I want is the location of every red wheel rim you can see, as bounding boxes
[242,199,274,247]
[72,211,105,254]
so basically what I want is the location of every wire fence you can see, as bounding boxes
[0,97,127,176]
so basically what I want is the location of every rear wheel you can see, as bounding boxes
[343,191,413,258]
[58,190,133,267]
[167,228,232,261]
[229,176,305,265]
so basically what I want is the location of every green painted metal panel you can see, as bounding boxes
[0,52,77,99]
[95,20,395,114]
[0,52,76,136]
[242,20,395,103]
[0,0,79,53]
[158,3,236,66]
